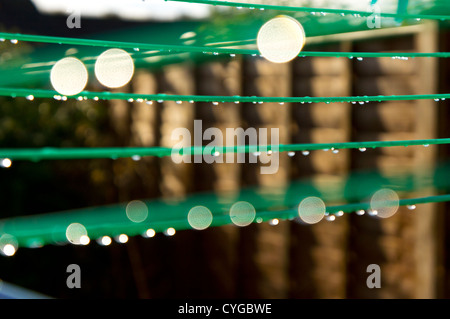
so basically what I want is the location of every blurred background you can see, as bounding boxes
[0,0,450,299]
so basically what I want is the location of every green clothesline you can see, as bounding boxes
[1,87,449,103]
[1,32,450,60]
[1,193,449,251]
[166,0,450,20]
[0,138,448,161]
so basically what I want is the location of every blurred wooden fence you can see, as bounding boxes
[105,21,448,299]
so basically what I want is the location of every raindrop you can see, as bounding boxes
[356,210,365,216]
[143,229,156,238]
[212,101,219,106]
[146,100,153,105]
[423,144,430,147]
[10,39,18,44]
[269,218,279,226]
[326,215,336,221]
[287,151,295,157]
[407,204,416,210]
[176,100,182,104]
[164,228,176,236]
[357,57,363,61]
[97,236,112,246]
[332,148,339,154]
[1,158,12,168]
[302,150,310,156]
[359,147,367,152]
[368,209,378,216]
[26,95,34,101]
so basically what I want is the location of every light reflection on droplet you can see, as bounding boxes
[164,228,176,236]
[356,210,365,216]
[298,196,326,224]
[257,16,306,63]
[2,244,16,256]
[269,218,279,226]
[0,234,18,257]
[188,206,213,230]
[116,234,128,243]
[144,229,156,238]
[95,48,134,88]
[125,200,148,223]
[407,204,416,210]
[79,235,90,245]
[97,236,112,246]
[370,188,399,218]
[230,201,256,227]
[1,158,12,168]
[51,57,88,96]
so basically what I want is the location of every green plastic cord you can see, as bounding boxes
[0,138,448,161]
[0,193,449,250]
[166,0,450,20]
[0,32,449,59]
[1,87,450,104]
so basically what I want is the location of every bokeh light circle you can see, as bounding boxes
[126,200,149,223]
[257,16,306,63]
[188,206,213,230]
[230,201,256,227]
[50,57,88,96]
[370,188,400,218]
[298,197,326,224]
[95,48,134,88]
[66,223,88,245]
